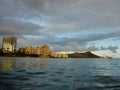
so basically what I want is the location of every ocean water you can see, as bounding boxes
[0,57,120,90]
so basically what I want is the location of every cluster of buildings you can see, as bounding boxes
[1,36,68,58]
[49,51,68,58]
[18,45,68,58]
[18,45,51,57]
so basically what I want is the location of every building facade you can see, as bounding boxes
[18,45,51,56]
[18,45,68,58]
[2,36,17,53]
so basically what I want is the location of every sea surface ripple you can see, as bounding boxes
[0,57,120,90]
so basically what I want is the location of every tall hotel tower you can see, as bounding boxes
[2,36,17,53]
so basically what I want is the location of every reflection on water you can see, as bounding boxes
[0,57,120,90]
[0,57,15,71]
[19,59,49,68]
[21,63,46,67]
[0,57,50,72]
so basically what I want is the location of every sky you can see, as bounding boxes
[0,0,120,58]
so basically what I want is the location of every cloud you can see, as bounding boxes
[49,30,120,46]
[21,0,120,28]
[87,45,98,51]
[101,46,119,53]
[0,0,120,56]
[88,45,119,53]
[11,29,120,51]
[1,0,120,31]
[107,46,118,53]
[53,42,119,53]
[0,18,42,36]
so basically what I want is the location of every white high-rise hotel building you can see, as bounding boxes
[2,36,17,53]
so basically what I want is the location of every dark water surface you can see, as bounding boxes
[0,57,120,90]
